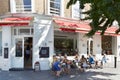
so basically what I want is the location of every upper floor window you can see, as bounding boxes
[15,0,32,13]
[72,1,81,19]
[72,1,85,20]
[23,0,31,11]
[49,0,62,16]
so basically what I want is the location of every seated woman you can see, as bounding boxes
[80,55,89,72]
[51,55,57,75]
[74,54,80,69]
[100,54,107,68]
[93,55,99,69]
[61,54,71,74]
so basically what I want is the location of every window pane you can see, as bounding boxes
[15,0,31,12]
[19,29,30,35]
[14,29,17,35]
[54,38,76,56]
[72,1,80,19]
[23,0,31,11]
[31,28,34,35]
[102,36,112,55]
[50,0,60,15]
[16,39,22,57]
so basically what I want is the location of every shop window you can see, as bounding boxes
[15,39,22,57]
[54,38,77,56]
[102,36,112,55]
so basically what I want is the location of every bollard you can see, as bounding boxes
[114,56,117,68]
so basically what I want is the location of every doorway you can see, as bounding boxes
[24,37,33,69]
[87,38,93,55]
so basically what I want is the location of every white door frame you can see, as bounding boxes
[12,35,33,68]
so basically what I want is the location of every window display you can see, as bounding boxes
[16,39,22,57]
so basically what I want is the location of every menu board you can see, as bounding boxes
[4,48,8,58]
[39,47,49,58]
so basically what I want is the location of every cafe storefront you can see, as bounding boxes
[0,13,119,71]
[0,13,54,70]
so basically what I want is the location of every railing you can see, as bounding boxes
[16,5,32,13]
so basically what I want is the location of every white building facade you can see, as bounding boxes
[0,0,119,71]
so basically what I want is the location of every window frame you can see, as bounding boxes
[48,0,64,16]
[10,0,35,13]
[72,1,81,19]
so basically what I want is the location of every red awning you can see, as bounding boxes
[54,20,119,36]
[3,17,32,21]
[54,20,90,31]
[0,17,33,26]
[0,21,29,26]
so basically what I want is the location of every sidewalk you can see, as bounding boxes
[0,62,120,80]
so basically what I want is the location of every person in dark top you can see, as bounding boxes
[25,45,30,60]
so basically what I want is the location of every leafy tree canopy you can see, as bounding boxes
[67,0,120,36]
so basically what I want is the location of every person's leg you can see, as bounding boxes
[56,71,61,77]
[67,64,71,74]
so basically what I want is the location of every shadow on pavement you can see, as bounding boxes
[0,69,118,80]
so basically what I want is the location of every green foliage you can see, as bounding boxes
[67,0,120,36]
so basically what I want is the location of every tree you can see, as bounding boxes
[67,0,120,36]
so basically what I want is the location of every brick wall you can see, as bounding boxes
[35,0,45,14]
[0,0,10,15]
[64,0,72,18]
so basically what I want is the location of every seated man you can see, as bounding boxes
[88,55,95,68]
[52,58,62,77]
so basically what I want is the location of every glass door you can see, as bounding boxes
[12,37,24,68]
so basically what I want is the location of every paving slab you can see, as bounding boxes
[0,62,120,80]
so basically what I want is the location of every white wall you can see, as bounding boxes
[2,27,11,70]
[77,33,87,55]
[33,15,53,70]
[77,34,102,56]
[116,36,120,61]
[10,0,16,13]
[93,35,102,55]
[0,31,2,69]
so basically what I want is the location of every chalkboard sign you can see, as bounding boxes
[4,48,8,58]
[39,47,49,58]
